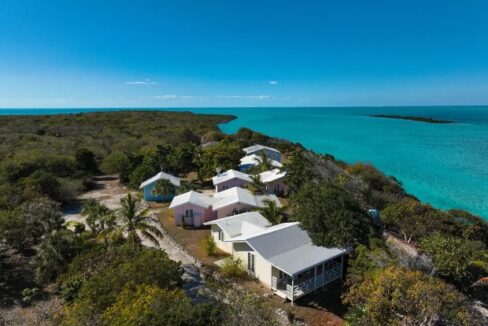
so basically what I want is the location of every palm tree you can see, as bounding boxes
[256,151,272,172]
[259,199,286,225]
[105,193,163,247]
[152,179,176,201]
[81,199,116,245]
[246,175,266,195]
[35,229,79,284]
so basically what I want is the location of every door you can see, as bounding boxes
[184,209,194,225]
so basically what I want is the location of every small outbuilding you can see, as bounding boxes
[139,172,181,202]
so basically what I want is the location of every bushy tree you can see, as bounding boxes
[0,210,31,251]
[198,141,242,179]
[152,179,177,201]
[346,238,395,286]
[20,196,64,240]
[291,182,378,248]
[381,200,433,243]
[220,257,246,278]
[343,266,479,325]
[100,151,131,181]
[35,229,83,284]
[128,155,159,189]
[75,147,98,174]
[176,181,199,195]
[60,246,184,321]
[420,232,485,285]
[22,170,62,201]
[281,150,315,196]
[102,285,220,326]
[201,234,217,257]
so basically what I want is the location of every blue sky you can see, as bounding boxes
[1,0,488,108]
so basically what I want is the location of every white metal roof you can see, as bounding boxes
[139,171,181,189]
[204,211,270,238]
[239,154,283,168]
[212,187,282,210]
[169,191,215,209]
[212,169,252,185]
[259,169,287,183]
[234,223,347,276]
[243,144,281,155]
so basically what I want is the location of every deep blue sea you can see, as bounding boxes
[1,106,487,220]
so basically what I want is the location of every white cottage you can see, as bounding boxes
[212,169,252,192]
[242,144,282,162]
[216,221,347,303]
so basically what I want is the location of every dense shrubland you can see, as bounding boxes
[0,111,487,325]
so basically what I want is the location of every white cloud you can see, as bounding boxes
[153,94,177,99]
[125,78,159,85]
[217,95,270,100]
[269,80,278,85]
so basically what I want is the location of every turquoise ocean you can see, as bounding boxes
[1,106,487,220]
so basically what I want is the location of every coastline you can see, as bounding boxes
[0,107,487,220]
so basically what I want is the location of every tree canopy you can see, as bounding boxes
[291,182,379,248]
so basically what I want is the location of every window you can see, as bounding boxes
[218,230,224,241]
[247,253,255,272]
[185,209,193,218]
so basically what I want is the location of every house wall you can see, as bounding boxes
[216,203,255,219]
[215,178,249,192]
[143,183,175,202]
[265,178,286,194]
[233,242,272,287]
[173,203,216,227]
[210,225,233,253]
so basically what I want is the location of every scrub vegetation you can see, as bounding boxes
[0,111,487,325]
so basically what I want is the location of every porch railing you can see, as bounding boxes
[285,262,342,300]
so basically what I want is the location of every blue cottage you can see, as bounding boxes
[139,172,181,202]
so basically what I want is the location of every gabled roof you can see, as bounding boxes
[169,191,215,209]
[243,144,281,155]
[212,169,252,185]
[240,154,283,168]
[204,211,270,238]
[259,169,287,183]
[212,187,282,210]
[232,222,347,276]
[139,171,181,189]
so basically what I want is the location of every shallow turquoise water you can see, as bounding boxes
[1,106,487,219]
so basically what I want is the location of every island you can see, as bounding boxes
[369,114,455,124]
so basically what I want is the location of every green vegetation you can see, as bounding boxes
[220,257,246,278]
[420,232,485,287]
[343,266,477,325]
[197,140,242,179]
[370,114,455,124]
[101,285,221,326]
[1,111,486,325]
[291,182,380,248]
[201,234,217,257]
[258,199,286,225]
[152,179,177,201]
[102,194,163,247]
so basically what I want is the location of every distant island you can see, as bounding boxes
[369,114,455,124]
